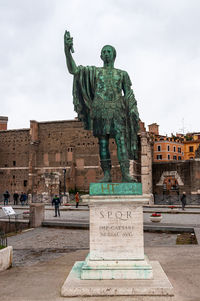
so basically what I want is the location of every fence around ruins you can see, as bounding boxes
[154,194,200,205]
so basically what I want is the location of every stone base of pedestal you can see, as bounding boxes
[81,254,153,279]
[61,261,174,300]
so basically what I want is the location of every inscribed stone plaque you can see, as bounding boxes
[90,201,144,260]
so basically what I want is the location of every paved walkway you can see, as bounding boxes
[1,205,200,228]
[0,202,200,300]
[7,228,177,267]
[0,227,199,300]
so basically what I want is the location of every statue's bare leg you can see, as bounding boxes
[115,133,134,182]
[98,135,112,183]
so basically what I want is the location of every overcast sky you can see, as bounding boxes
[1,0,200,135]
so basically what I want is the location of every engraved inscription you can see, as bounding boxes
[98,210,136,237]
[99,210,132,221]
[99,225,135,237]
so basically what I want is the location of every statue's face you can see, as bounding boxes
[101,45,116,63]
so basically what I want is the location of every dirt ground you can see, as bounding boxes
[0,228,199,301]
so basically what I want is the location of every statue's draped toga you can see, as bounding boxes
[72,65,139,160]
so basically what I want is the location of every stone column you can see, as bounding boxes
[29,203,44,227]
[28,120,39,194]
[140,132,153,197]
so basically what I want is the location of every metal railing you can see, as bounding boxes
[154,194,200,205]
[0,231,7,248]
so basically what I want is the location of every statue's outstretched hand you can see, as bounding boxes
[64,30,74,53]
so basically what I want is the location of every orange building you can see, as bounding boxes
[149,123,200,162]
[148,123,184,162]
[153,137,184,162]
[183,133,200,160]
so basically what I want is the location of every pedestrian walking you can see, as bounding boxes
[52,194,61,217]
[3,191,10,205]
[13,192,19,205]
[180,192,187,210]
[20,192,25,206]
[75,192,79,208]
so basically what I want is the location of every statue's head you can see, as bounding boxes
[100,45,116,63]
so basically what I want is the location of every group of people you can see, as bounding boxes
[52,192,80,217]
[3,191,28,206]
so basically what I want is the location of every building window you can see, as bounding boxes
[167,145,170,151]
[157,145,161,151]
[189,146,194,152]
[173,146,176,152]
[157,155,162,160]
[178,147,181,153]
[178,156,182,160]
[13,161,16,166]
[24,180,27,187]
[173,155,177,160]
[168,155,170,160]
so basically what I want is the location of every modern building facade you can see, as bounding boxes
[183,133,200,160]
[153,137,184,162]
[148,123,184,162]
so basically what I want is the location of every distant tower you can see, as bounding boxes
[0,116,8,131]
[148,123,159,135]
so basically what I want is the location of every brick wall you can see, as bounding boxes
[0,129,30,194]
[0,119,149,197]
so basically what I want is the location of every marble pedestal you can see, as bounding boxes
[61,184,174,299]
[61,261,174,300]
[81,194,152,280]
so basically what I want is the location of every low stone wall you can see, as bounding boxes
[0,246,13,272]
[154,194,200,205]
[0,220,29,234]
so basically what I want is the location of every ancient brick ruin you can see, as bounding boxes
[0,118,152,201]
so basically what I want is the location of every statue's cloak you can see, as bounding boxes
[72,66,139,160]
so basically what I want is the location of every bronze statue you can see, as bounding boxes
[64,31,139,183]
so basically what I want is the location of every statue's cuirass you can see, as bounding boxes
[91,68,124,123]
[94,67,123,102]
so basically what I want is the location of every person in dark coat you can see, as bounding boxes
[181,192,187,210]
[13,192,19,205]
[3,191,10,205]
[52,195,61,217]
[20,192,26,206]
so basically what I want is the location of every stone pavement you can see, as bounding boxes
[1,205,200,230]
[0,227,199,300]
[0,203,200,300]
[7,228,176,266]
[1,205,200,223]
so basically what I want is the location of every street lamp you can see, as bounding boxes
[63,168,66,196]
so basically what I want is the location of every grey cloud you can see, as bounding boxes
[1,0,200,134]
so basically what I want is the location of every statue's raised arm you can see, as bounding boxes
[63,35,140,182]
[64,30,78,75]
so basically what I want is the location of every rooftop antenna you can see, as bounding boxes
[179,118,186,134]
